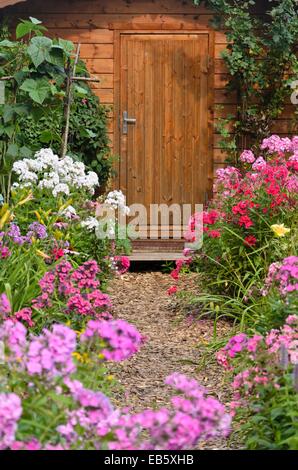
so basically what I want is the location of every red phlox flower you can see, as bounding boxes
[244,235,257,247]
[238,215,253,229]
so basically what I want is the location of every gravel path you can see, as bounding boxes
[107,272,232,422]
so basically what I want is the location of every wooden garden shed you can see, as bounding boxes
[0,0,295,258]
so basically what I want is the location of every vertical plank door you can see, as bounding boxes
[118,33,212,236]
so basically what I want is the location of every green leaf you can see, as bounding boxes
[20,78,50,104]
[16,18,46,39]
[13,71,28,85]
[2,105,14,123]
[30,106,44,121]
[29,17,42,25]
[27,36,52,68]
[75,85,88,95]
[0,39,16,48]
[40,129,53,143]
[14,104,29,116]
[85,129,97,138]
[58,38,74,54]
[48,46,65,68]
[3,124,14,138]
[16,21,34,39]
[19,146,32,158]
[6,143,19,158]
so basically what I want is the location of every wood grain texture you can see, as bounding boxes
[80,44,113,59]
[10,0,210,14]
[119,33,212,218]
[6,13,213,30]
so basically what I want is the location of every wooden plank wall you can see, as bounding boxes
[1,0,296,178]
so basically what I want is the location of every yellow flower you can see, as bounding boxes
[72,352,91,364]
[271,224,291,238]
[0,209,11,229]
[98,353,105,360]
[74,328,85,337]
[54,230,63,240]
[36,249,51,260]
[107,375,114,381]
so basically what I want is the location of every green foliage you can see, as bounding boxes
[195,0,298,163]
[0,245,48,312]
[0,18,111,200]
[18,86,112,186]
[227,338,298,449]
[244,375,298,450]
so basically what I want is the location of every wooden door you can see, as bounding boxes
[118,33,212,233]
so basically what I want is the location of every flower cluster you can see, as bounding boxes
[60,205,78,220]
[0,393,22,450]
[110,255,130,275]
[80,191,130,237]
[0,293,11,318]
[261,135,298,154]
[0,234,10,259]
[184,212,203,243]
[32,260,112,320]
[80,319,143,361]
[240,150,255,164]
[0,294,33,327]
[0,319,76,378]
[217,316,298,412]
[263,256,298,296]
[170,256,193,282]
[0,222,47,251]
[107,373,231,450]
[12,148,99,197]
[214,166,242,200]
[104,190,130,215]
[218,315,298,370]
[57,378,114,445]
[81,217,100,232]
[0,319,27,365]
[26,324,77,378]
[180,135,298,277]
[217,333,263,369]
[55,373,231,450]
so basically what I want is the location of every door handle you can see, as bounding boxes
[123,111,136,134]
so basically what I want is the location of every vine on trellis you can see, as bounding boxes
[195,0,298,164]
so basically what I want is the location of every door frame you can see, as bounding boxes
[113,29,215,200]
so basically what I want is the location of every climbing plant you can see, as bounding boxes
[195,0,298,163]
[0,18,111,200]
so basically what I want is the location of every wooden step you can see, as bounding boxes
[132,239,185,252]
[130,237,186,261]
[129,251,186,262]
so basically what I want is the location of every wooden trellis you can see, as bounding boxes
[0,42,100,158]
[60,43,100,158]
